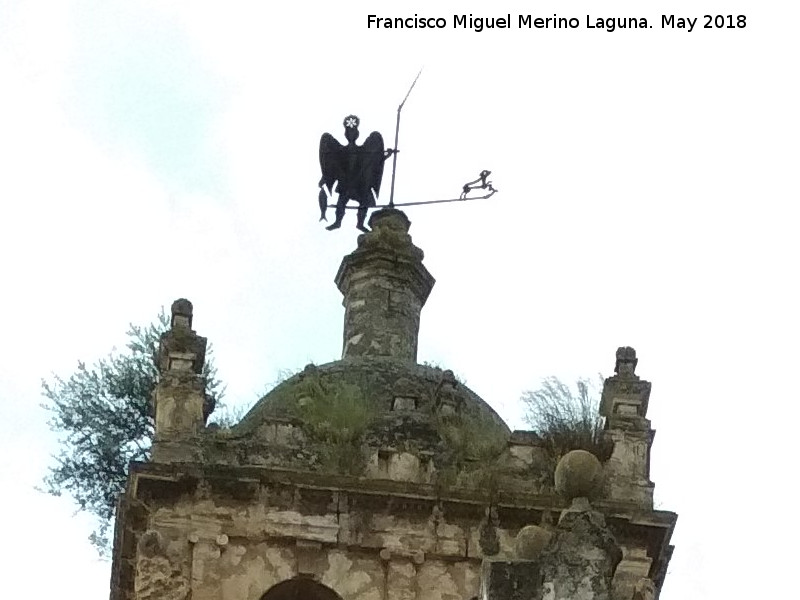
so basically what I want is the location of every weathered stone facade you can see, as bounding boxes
[110,209,676,600]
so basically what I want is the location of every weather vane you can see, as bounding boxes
[317,69,498,232]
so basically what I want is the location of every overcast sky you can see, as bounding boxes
[1,1,798,598]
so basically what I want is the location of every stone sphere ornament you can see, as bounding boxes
[554,450,603,500]
[514,525,553,559]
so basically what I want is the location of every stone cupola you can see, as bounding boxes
[334,208,435,362]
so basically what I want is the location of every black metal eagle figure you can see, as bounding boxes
[318,115,396,232]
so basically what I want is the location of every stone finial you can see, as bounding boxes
[152,298,209,461]
[614,346,638,378]
[600,346,651,422]
[514,525,553,560]
[441,369,457,387]
[335,208,435,362]
[538,460,622,599]
[170,298,193,330]
[554,450,603,502]
[158,299,207,375]
[599,347,655,507]
[436,370,462,417]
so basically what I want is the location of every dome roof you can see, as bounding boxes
[223,211,511,476]
[235,357,510,456]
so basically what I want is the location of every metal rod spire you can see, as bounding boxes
[327,188,498,210]
[388,68,423,208]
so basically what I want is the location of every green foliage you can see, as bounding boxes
[435,413,508,495]
[296,376,375,474]
[265,370,376,475]
[438,414,507,465]
[421,361,467,385]
[299,382,372,443]
[521,376,611,461]
[41,309,224,554]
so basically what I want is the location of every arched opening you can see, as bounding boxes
[260,577,343,600]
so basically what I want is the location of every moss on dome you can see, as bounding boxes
[229,357,510,478]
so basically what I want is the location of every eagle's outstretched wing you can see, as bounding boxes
[319,133,345,219]
[319,132,345,193]
[359,131,386,205]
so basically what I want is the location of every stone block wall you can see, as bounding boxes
[121,467,672,600]
[130,479,490,600]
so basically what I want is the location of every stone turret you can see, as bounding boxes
[334,208,435,362]
[599,347,655,507]
[151,298,208,462]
